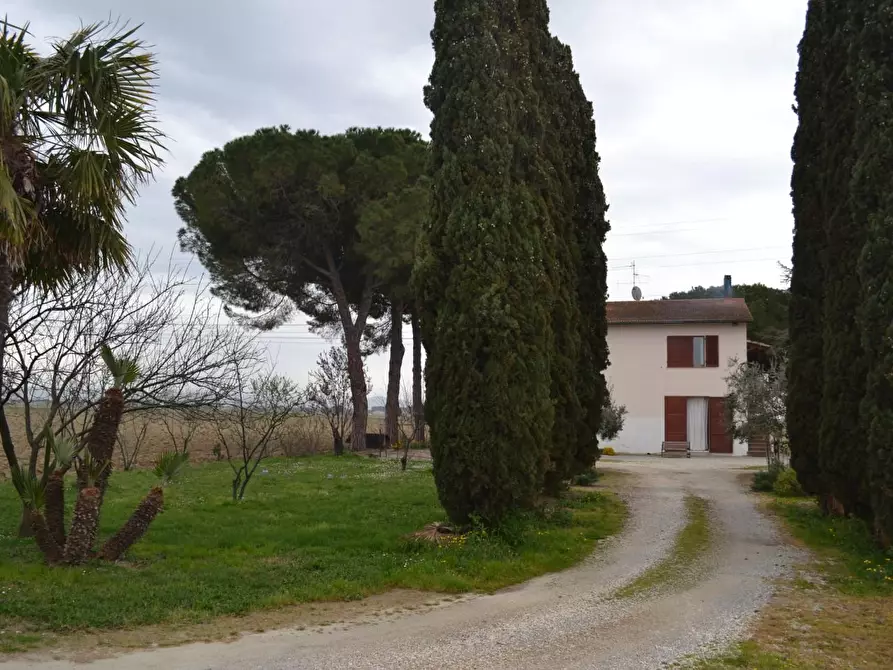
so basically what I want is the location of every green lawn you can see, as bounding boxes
[0,455,625,637]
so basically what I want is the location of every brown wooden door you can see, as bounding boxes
[708,397,733,453]
[665,396,688,442]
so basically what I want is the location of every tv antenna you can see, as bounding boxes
[630,261,644,300]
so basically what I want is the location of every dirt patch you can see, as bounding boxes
[3,590,466,664]
[0,409,391,475]
[748,580,893,669]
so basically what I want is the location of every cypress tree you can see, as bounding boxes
[853,0,893,546]
[816,2,869,518]
[519,1,585,493]
[416,0,555,524]
[569,59,610,476]
[788,0,831,499]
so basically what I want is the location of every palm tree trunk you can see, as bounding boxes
[98,487,163,561]
[86,387,124,499]
[0,252,30,537]
[28,508,63,565]
[411,311,425,442]
[63,487,101,565]
[45,470,67,546]
[385,299,405,446]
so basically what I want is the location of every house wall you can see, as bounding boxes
[604,322,748,455]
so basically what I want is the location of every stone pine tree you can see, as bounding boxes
[853,0,893,546]
[417,0,555,524]
[816,2,870,518]
[788,0,830,500]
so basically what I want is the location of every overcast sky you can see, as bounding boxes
[10,0,808,393]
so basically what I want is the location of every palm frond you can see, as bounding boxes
[48,432,78,469]
[100,343,116,374]
[11,466,45,509]
[77,449,109,488]
[153,451,189,485]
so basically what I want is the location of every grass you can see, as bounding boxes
[0,455,625,648]
[682,485,893,669]
[677,642,803,669]
[614,494,712,598]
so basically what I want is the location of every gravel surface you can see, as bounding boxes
[4,456,803,670]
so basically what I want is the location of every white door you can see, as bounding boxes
[687,397,709,451]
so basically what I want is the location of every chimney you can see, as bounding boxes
[723,275,733,297]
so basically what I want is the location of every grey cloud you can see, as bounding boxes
[9,0,808,385]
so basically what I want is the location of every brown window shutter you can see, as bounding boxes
[706,336,719,367]
[665,396,688,442]
[667,336,693,367]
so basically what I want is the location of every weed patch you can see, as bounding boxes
[615,494,712,598]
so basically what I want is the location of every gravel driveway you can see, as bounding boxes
[5,456,802,670]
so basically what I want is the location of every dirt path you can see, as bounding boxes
[3,457,801,670]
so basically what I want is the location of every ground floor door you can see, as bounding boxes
[664,396,687,442]
[686,397,709,451]
[708,397,733,453]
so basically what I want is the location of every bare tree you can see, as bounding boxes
[1,252,261,535]
[306,347,371,455]
[159,408,202,455]
[116,413,155,471]
[725,354,788,469]
[397,382,426,471]
[214,365,304,500]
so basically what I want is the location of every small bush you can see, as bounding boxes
[573,470,599,487]
[601,446,616,456]
[751,467,780,492]
[773,467,806,497]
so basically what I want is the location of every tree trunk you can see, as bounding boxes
[18,506,34,538]
[98,487,164,562]
[0,252,29,537]
[385,299,405,446]
[411,311,425,442]
[45,470,67,546]
[345,329,368,451]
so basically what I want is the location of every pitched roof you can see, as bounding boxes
[606,298,753,325]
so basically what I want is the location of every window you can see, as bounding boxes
[693,336,706,367]
[667,335,719,368]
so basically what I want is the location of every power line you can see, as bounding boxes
[608,245,788,263]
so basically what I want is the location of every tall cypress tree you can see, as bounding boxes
[519,1,584,493]
[816,1,869,518]
[569,59,610,476]
[416,0,554,524]
[788,0,831,499]
[854,0,893,546]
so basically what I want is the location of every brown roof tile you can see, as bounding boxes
[606,298,753,325]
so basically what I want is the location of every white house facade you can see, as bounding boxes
[604,298,752,456]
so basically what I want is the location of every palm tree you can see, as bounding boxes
[63,451,107,565]
[0,19,165,517]
[44,432,77,547]
[98,451,189,562]
[85,345,139,499]
[11,468,61,563]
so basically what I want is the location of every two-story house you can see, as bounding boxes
[604,296,752,455]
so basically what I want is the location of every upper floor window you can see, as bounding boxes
[667,335,719,368]
[693,336,707,367]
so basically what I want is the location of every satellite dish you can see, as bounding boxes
[632,286,643,301]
